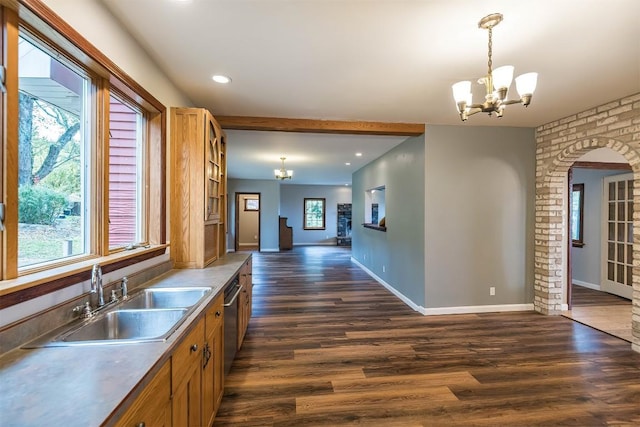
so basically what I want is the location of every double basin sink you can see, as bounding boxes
[26,287,212,347]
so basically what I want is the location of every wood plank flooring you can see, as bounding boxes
[215,247,640,426]
[564,285,633,342]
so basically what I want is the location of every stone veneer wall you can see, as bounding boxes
[535,93,640,352]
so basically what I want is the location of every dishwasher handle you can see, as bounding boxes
[223,285,243,307]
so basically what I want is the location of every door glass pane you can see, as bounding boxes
[617,223,624,242]
[18,36,88,267]
[617,181,625,200]
[627,244,633,264]
[628,180,633,200]
[108,95,142,249]
[608,262,615,280]
[626,266,633,286]
[617,243,625,262]
[608,242,615,261]
[617,263,624,282]
[609,182,616,201]
[609,203,615,220]
[618,202,625,221]
[627,223,633,243]
[608,222,615,240]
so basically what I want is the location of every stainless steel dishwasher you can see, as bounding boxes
[223,276,241,375]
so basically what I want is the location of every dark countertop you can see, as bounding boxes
[0,253,250,427]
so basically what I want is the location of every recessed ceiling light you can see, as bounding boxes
[355,152,362,157]
[212,74,232,84]
[345,162,351,166]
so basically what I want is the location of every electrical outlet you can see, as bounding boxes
[489,287,496,296]
[364,254,367,260]
[382,265,386,273]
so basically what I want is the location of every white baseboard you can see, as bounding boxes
[351,257,535,316]
[573,280,601,291]
[421,303,535,315]
[238,243,258,247]
[260,248,280,252]
[227,248,235,253]
[351,257,425,314]
[293,242,336,246]
[561,303,569,311]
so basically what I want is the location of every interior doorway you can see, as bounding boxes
[565,153,633,341]
[235,193,260,252]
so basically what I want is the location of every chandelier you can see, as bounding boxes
[452,13,538,121]
[274,157,293,180]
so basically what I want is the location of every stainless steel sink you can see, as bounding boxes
[119,287,211,310]
[23,286,213,348]
[32,308,189,347]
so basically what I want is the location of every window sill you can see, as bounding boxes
[0,244,168,309]
[363,223,386,232]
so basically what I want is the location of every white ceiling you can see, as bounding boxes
[99,0,640,185]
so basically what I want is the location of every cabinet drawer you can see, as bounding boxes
[205,293,224,336]
[172,319,204,393]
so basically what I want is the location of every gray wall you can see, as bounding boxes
[280,184,352,245]
[424,125,535,308]
[352,135,426,306]
[571,168,630,287]
[228,179,280,251]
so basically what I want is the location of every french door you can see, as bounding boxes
[601,173,634,299]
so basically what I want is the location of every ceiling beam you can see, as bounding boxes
[215,116,425,136]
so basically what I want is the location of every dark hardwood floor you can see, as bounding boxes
[571,284,632,307]
[215,247,640,426]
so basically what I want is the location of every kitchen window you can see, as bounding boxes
[0,4,166,302]
[303,198,326,230]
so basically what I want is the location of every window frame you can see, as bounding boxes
[0,1,167,308]
[303,198,326,230]
[571,183,585,248]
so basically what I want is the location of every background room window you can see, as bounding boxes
[17,34,90,268]
[304,198,326,230]
[108,94,145,250]
[571,183,584,247]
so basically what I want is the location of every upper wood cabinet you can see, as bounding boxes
[171,108,227,268]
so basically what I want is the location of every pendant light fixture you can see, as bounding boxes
[452,13,538,121]
[274,157,293,180]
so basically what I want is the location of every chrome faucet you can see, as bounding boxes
[91,264,104,307]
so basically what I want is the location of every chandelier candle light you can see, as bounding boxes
[452,13,538,121]
[275,157,293,180]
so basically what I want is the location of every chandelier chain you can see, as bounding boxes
[487,27,493,77]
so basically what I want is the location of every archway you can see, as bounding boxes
[534,136,640,351]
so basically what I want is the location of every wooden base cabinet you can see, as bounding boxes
[203,295,224,425]
[237,258,253,350]
[114,292,227,426]
[172,318,204,427]
[171,292,225,427]
[114,360,171,427]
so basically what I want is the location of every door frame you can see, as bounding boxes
[567,161,632,307]
[235,192,261,252]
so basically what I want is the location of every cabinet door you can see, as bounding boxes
[203,295,224,426]
[172,366,201,427]
[172,320,204,427]
[115,361,171,427]
[205,113,221,223]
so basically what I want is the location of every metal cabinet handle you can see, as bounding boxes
[135,423,145,427]
[215,311,221,317]
[190,344,198,352]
